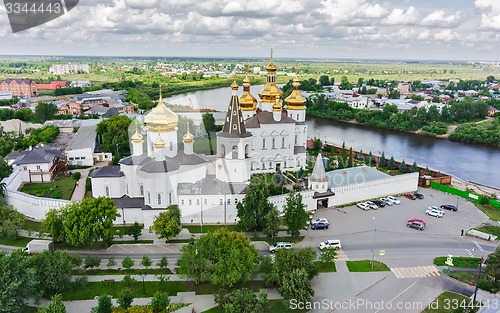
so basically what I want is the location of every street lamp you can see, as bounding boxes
[139,271,146,295]
[371,216,376,270]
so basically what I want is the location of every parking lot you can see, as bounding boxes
[299,188,496,267]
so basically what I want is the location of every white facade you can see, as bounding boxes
[49,64,90,75]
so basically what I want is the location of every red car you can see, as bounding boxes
[405,193,417,200]
[408,218,426,226]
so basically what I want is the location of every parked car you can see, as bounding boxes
[268,242,292,253]
[426,208,444,218]
[357,202,370,211]
[366,201,379,210]
[405,193,417,200]
[408,218,426,226]
[310,218,329,226]
[407,221,425,230]
[414,193,424,199]
[372,199,386,208]
[380,198,394,206]
[441,204,458,211]
[319,239,342,250]
[387,196,401,204]
[428,206,444,213]
[311,222,329,230]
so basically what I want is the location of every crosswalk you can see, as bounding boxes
[473,240,485,252]
[465,249,475,258]
[335,249,349,261]
[391,265,441,279]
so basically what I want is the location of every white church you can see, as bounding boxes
[90,57,310,226]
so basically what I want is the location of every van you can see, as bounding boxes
[268,242,292,253]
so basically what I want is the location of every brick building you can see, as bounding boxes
[0,79,37,96]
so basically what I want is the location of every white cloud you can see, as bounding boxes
[382,6,419,25]
[422,10,461,27]
[318,0,388,25]
[475,0,500,30]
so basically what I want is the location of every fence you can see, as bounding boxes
[430,181,500,209]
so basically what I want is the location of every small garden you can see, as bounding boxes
[424,291,480,313]
[20,174,79,200]
[434,256,481,268]
[346,260,390,272]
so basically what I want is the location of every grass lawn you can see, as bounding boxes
[434,256,481,268]
[0,236,32,247]
[112,240,154,244]
[473,203,500,222]
[74,268,173,275]
[473,224,500,238]
[202,299,309,313]
[424,291,480,313]
[317,261,337,273]
[23,219,45,233]
[20,176,77,200]
[346,260,390,272]
[20,306,38,313]
[183,225,241,233]
[55,241,107,251]
[59,281,188,300]
[449,271,481,285]
[185,280,269,295]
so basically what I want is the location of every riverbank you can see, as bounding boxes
[306,112,499,148]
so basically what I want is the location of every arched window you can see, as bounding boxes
[221,144,226,158]
[244,144,249,158]
[157,194,161,205]
[140,185,144,196]
[272,138,276,149]
[105,186,110,197]
[295,135,298,145]
[282,137,285,148]
[232,145,238,159]
[262,138,266,149]
[170,142,173,151]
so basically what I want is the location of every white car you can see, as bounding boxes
[387,196,401,204]
[366,201,378,210]
[357,202,370,211]
[268,242,292,253]
[319,239,342,250]
[426,208,444,218]
[310,218,329,225]
[428,206,444,213]
[380,198,394,206]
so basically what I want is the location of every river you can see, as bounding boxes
[166,86,500,188]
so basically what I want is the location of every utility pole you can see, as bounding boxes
[371,216,376,270]
[473,257,483,304]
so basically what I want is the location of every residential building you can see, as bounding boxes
[49,64,90,75]
[0,79,37,96]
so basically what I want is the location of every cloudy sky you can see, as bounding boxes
[1,0,500,61]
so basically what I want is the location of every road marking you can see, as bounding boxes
[335,249,349,261]
[374,282,417,313]
[465,249,475,258]
[473,241,485,252]
[391,266,440,279]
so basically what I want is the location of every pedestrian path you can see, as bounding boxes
[465,248,475,258]
[390,265,440,279]
[335,260,349,273]
[473,240,485,252]
[335,249,349,261]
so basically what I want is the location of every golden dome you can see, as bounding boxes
[259,49,283,103]
[273,96,282,111]
[153,135,165,149]
[231,80,239,90]
[131,124,143,143]
[239,76,257,111]
[285,76,305,110]
[144,88,178,132]
[183,123,194,143]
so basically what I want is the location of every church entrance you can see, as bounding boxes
[275,163,281,171]
[317,198,328,209]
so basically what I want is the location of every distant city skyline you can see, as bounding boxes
[1,0,500,61]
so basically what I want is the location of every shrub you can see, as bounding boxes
[122,274,137,289]
[94,295,112,313]
[122,257,135,270]
[72,172,81,180]
[117,288,134,309]
[84,255,102,269]
[150,292,170,313]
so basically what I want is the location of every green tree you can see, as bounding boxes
[0,204,25,239]
[13,108,33,121]
[278,268,315,308]
[122,257,134,270]
[216,288,269,313]
[28,250,78,295]
[38,294,66,313]
[377,152,386,167]
[319,75,331,86]
[96,115,132,157]
[176,229,259,288]
[106,257,116,269]
[387,156,396,170]
[0,250,36,313]
[319,246,338,263]
[84,255,101,269]
[399,160,408,173]
[48,197,119,247]
[263,207,280,240]
[94,294,112,313]
[141,255,152,269]
[411,161,419,173]
[202,112,216,138]
[126,221,143,242]
[0,156,13,180]
[151,291,170,313]
[157,256,168,269]
[117,288,134,309]
[348,147,354,167]
[358,149,364,162]
[367,151,374,165]
[34,102,58,122]
[283,192,308,238]
[427,105,440,122]
[486,246,500,280]
[237,179,274,231]
[151,205,181,240]
[424,167,430,175]
[312,138,322,151]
